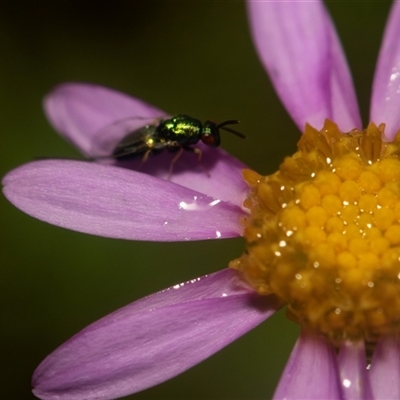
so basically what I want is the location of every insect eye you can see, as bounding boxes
[201,134,217,146]
[202,121,221,147]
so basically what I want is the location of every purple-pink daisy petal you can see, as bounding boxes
[273,328,342,400]
[111,143,250,206]
[247,0,361,132]
[32,269,281,400]
[370,1,400,140]
[3,160,245,241]
[370,335,400,399]
[338,340,373,400]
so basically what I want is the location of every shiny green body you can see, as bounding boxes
[157,115,202,145]
[112,115,208,158]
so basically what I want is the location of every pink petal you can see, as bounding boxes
[109,143,249,207]
[44,83,166,157]
[370,2,400,140]
[273,328,342,400]
[370,335,400,399]
[247,0,361,132]
[32,269,281,400]
[2,160,246,241]
[338,340,373,400]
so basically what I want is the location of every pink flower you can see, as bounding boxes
[3,1,400,399]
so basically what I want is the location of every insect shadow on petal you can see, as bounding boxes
[90,114,245,178]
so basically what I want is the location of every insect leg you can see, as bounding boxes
[183,146,210,177]
[138,150,152,169]
[193,147,202,162]
[168,147,184,179]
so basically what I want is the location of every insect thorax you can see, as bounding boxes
[157,115,202,146]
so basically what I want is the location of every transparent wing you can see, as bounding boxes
[90,116,169,158]
[112,125,158,158]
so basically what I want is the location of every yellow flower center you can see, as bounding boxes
[230,120,400,345]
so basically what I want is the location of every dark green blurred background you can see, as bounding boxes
[0,1,394,399]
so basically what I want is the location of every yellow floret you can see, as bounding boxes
[358,213,373,229]
[374,207,395,230]
[280,206,306,230]
[379,159,400,183]
[335,154,363,180]
[384,225,400,245]
[313,170,341,195]
[377,187,398,208]
[325,216,344,233]
[321,195,342,215]
[339,180,361,203]
[358,252,379,270]
[299,184,321,209]
[327,232,347,251]
[304,226,326,245]
[349,238,368,256]
[306,206,328,227]
[341,204,360,223]
[358,194,377,212]
[344,223,362,240]
[369,237,390,255]
[337,252,357,269]
[358,171,381,194]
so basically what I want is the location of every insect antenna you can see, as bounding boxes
[217,120,246,139]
